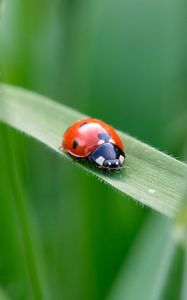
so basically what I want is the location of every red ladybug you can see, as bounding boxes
[61,118,126,169]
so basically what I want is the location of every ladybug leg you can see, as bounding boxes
[72,157,80,162]
[58,146,64,152]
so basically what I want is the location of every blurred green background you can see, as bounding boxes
[0,0,187,299]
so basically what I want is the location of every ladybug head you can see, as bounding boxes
[89,142,125,169]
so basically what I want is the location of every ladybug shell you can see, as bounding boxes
[62,118,124,158]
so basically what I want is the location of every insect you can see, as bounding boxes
[60,118,126,170]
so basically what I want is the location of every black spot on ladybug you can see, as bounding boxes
[79,122,89,128]
[98,133,111,142]
[73,140,79,149]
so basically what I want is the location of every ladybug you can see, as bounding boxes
[61,118,126,170]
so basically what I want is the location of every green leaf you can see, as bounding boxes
[0,287,10,300]
[0,290,9,300]
[108,183,187,300]
[0,126,50,300]
[0,83,187,218]
[175,186,187,300]
[0,0,4,20]
[107,215,185,300]
[181,243,187,300]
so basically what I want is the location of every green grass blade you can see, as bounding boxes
[175,186,187,299]
[107,215,186,300]
[0,288,10,300]
[0,0,4,18]
[0,127,49,300]
[107,216,172,300]
[181,244,187,300]
[0,83,187,218]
